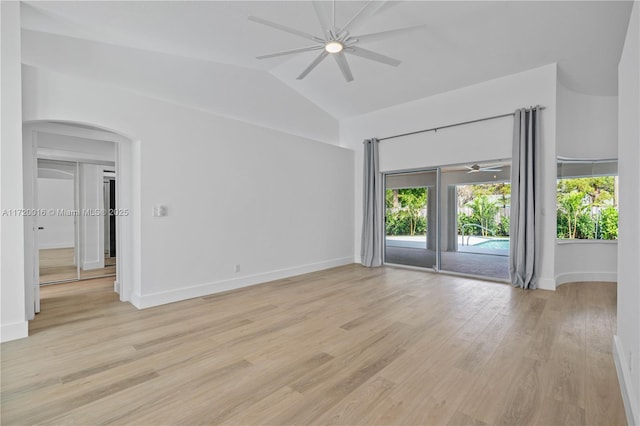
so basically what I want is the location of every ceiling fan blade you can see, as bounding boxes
[345,46,400,67]
[333,52,354,82]
[340,0,381,34]
[478,163,504,170]
[352,25,427,44]
[248,16,323,43]
[297,50,329,80]
[257,45,323,60]
[480,168,503,172]
[312,1,332,35]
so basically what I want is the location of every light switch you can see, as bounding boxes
[153,205,168,217]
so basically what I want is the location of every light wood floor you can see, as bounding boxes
[1,265,626,425]
[39,248,116,284]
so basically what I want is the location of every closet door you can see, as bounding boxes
[37,160,80,284]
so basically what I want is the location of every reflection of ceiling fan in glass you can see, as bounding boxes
[249,0,425,82]
[465,164,503,174]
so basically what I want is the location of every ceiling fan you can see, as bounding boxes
[465,164,503,174]
[248,1,424,82]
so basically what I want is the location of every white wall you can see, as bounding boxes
[615,2,640,424]
[21,65,355,308]
[554,83,619,285]
[37,177,75,249]
[555,242,617,285]
[21,29,339,145]
[1,2,28,342]
[556,83,618,159]
[341,64,558,290]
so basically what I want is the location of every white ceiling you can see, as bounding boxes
[22,1,633,119]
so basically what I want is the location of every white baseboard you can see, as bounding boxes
[131,256,354,309]
[613,335,639,426]
[39,243,74,250]
[1,321,28,343]
[130,291,143,308]
[537,277,556,291]
[555,272,617,286]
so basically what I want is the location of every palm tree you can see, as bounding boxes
[467,196,498,237]
[558,192,588,238]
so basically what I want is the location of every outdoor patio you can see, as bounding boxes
[385,235,509,280]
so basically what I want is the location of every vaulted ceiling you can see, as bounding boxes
[22,1,633,119]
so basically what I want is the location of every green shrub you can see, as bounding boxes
[575,213,595,239]
[599,206,618,240]
[385,188,427,236]
[557,213,569,238]
[458,213,480,236]
[466,196,498,236]
[386,211,426,236]
[496,216,510,237]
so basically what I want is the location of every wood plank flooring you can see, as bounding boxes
[39,248,116,284]
[0,265,626,425]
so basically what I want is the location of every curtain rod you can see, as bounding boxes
[377,106,546,142]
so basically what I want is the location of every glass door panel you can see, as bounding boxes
[384,170,438,269]
[439,161,511,280]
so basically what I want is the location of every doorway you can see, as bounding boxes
[23,121,136,321]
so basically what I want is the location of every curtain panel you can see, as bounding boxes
[361,138,383,267]
[509,107,541,289]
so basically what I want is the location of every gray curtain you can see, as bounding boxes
[509,107,541,289]
[361,138,383,267]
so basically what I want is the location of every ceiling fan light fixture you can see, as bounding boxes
[324,41,344,53]
[250,2,409,82]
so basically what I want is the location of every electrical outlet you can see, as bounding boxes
[234,264,241,273]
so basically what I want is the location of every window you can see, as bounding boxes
[556,159,618,240]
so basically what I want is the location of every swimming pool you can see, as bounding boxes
[474,239,510,249]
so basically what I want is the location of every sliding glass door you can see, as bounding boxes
[384,170,438,269]
[384,160,510,281]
